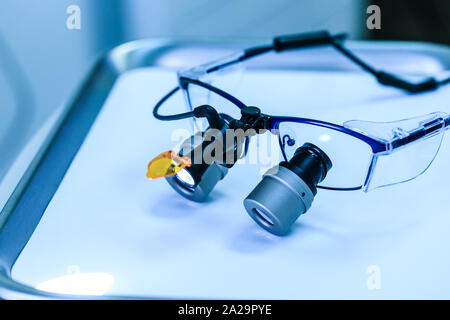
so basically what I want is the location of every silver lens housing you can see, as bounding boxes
[165,131,228,202]
[166,162,228,202]
[243,165,314,236]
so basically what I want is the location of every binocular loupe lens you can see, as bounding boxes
[244,143,332,236]
[166,132,229,202]
[167,161,228,202]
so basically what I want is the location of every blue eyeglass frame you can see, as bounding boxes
[179,76,386,154]
[173,31,450,191]
[179,76,389,191]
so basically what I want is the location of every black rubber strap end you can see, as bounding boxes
[376,71,439,93]
[411,78,439,93]
[445,116,450,128]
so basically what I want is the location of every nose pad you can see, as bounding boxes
[282,134,296,147]
[280,124,299,159]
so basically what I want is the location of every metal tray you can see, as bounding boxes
[1,39,450,299]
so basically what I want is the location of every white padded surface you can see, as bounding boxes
[11,66,450,299]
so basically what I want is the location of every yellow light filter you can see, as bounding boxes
[146,150,191,179]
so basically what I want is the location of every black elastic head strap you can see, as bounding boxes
[209,30,450,94]
[273,31,346,51]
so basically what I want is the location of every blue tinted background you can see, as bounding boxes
[0,0,367,182]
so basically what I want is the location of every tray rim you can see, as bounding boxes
[1,38,449,299]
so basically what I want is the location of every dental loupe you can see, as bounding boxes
[148,104,333,235]
[146,31,450,236]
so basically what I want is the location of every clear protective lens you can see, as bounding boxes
[278,122,373,189]
[184,82,243,131]
[366,133,443,191]
[345,112,448,191]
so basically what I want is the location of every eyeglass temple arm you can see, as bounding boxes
[390,115,450,149]
[207,31,450,94]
